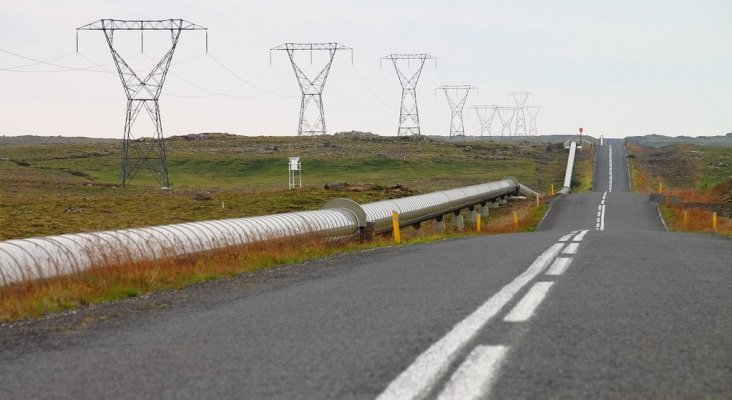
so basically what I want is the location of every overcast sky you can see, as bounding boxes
[1,0,730,139]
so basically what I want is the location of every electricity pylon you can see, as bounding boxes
[510,92,531,136]
[437,85,477,138]
[471,105,498,137]
[77,19,207,188]
[382,53,435,136]
[496,107,516,136]
[526,105,542,135]
[271,43,351,135]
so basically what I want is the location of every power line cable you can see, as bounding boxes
[351,64,396,109]
[0,47,109,73]
[206,53,298,98]
[1,52,77,70]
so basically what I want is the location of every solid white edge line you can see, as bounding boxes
[546,257,573,275]
[562,243,579,254]
[376,243,565,400]
[609,145,613,192]
[656,204,669,231]
[436,345,508,400]
[504,282,555,322]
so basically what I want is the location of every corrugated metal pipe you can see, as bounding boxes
[361,178,520,234]
[0,177,531,286]
[559,140,577,195]
[0,208,363,286]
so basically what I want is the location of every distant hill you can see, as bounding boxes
[13,131,731,149]
[0,135,116,148]
[625,133,732,147]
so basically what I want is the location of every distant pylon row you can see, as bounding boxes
[75,17,544,188]
[469,98,542,137]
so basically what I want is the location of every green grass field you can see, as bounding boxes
[628,143,732,192]
[0,133,580,240]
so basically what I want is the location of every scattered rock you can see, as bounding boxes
[64,207,84,213]
[193,191,213,201]
[707,161,729,169]
[324,182,347,190]
[334,131,380,139]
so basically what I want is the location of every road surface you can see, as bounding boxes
[1,139,730,399]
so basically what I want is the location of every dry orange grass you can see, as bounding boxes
[0,235,369,322]
[481,202,546,234]
[663,205,732,235]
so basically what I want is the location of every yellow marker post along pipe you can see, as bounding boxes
[513,211,519,228]
[713,212,718,232]
[551,183,555,196]
[391,211,401,243]
[476,213,481,232]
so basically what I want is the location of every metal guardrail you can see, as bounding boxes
[0,177,530,286]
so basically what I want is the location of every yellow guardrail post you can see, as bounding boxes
[683,210,689,229]
[391,211,401,243]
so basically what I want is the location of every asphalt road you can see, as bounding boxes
[1,139,730,399]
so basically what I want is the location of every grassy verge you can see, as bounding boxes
[660,205,732,236]
[628,143,732,237]
[574,146,595,192]
[0,198,545,322]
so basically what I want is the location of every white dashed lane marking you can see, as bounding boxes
[558,234,573,242]
[380,234,586,400]
[574,230,588,241]
[504,282,555,322]
[596,192,607,231]
[436,345,508,400]
[376,243,565,400]
[563,243,579,254]
[546,257,573,276]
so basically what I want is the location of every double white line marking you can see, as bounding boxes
[378,230,587,400]
[596,191,607,231]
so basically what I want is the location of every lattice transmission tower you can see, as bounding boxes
[437,85,477,138]
[510,92,531,136]
[526,105,542,135]
[471,105,498,137]
[271,43,351,135]
[77,19,207,188]
[496,107,516,136]
[382,53,435,136]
